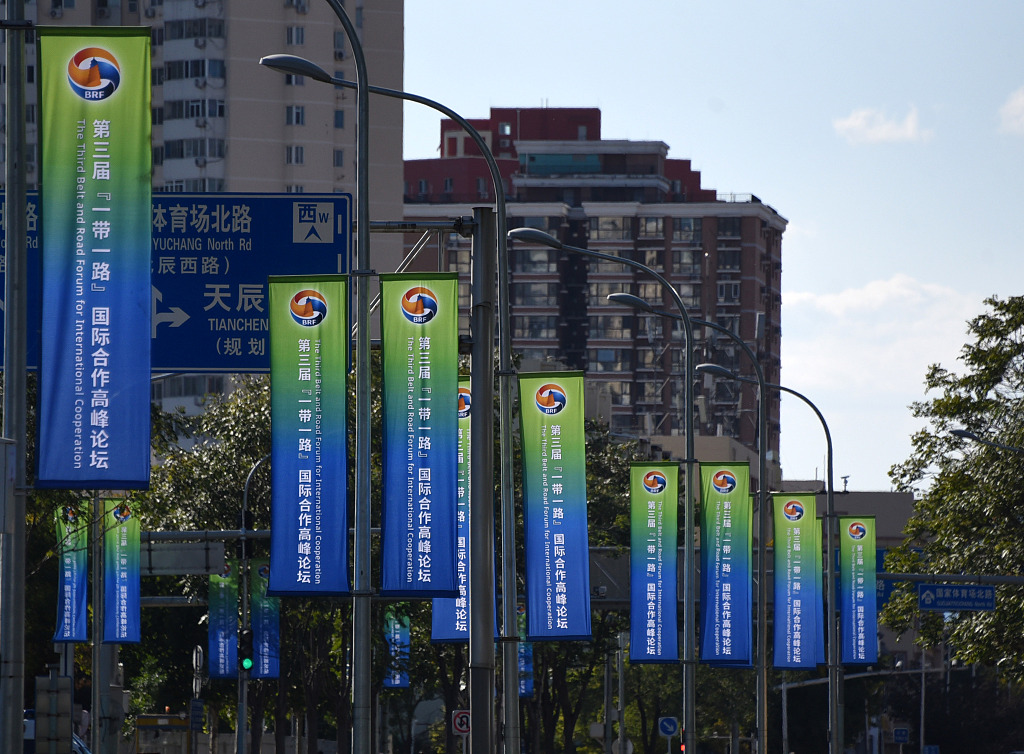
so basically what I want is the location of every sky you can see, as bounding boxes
[403,1,1024,492]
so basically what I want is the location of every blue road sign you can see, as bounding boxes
[917,583,995,612]
[893,727,910,744]
[657,717,679,738]
[1,192,351,372]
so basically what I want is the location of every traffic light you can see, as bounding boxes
[679,730,685,752]
[238,628,254,673]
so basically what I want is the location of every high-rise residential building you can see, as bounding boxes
[4,0,405,411]
[405,107,786,478]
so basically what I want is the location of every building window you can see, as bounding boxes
[591,247,627,274]
[499,122,511,136]
[512,282,558,307]
[333,31,346,59]
[417,178,428,195]
[589,216,631,241]
[25,104,35,124]
[717,217,741,238]
[588,315,630,340]
[512,315,558,339]
[512,248,558,274]
[642,249,662,271]
[286,26,305,45]
[589,282,627,307]
[715,315,740,336]
[674,217,702,242]
[637,217,664,238]
[476,177,488,199]
[286,105,305,125]
[334,110,344,128]
[285,74,304,86]
[286,145,304,165]
[333,149,344,168]
[717,249,741,271]
[672,249,701,276]
[286,185,305,193]
[152,107,164,125]
[607,381,631,406]
[152,145,164,165]
[587,348,631,372]
[717,281,740,303]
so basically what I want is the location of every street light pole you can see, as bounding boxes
[607,295,771,754]
[237,453,270,754]
[697,363,842,754]
[260,44,520,753]
[506,227,697,754]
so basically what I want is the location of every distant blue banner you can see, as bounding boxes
[629,463,678,663]
[518,372,591,640]
[103,499,140,643]
[432,379,471,641]
[380,274,459,596]
[36,29,153,489]
[251,560,280,679]
[53,503,89,642]
[383,610,410,688]
[772,494,820,669]
[209,563,238,678]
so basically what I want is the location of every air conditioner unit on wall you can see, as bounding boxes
[194,157,207,167]
[144,7,156,17]
[96,7,110,18]
[49,7,63,18]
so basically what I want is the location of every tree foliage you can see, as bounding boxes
[886,295,1024,684]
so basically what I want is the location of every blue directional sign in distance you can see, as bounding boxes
[893,727,910,744]
[657,717,679,738]
[0,193,351,373]
[917,583,995,612]
[151,193,351,372]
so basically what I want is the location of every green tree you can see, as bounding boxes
[886,295,1024,683]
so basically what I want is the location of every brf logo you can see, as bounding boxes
[67,47,121,101]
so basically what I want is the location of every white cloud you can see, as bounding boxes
[833,106,933,145]
[998,87,1024,135]
[782,275,977,394]
[779,276,981,489]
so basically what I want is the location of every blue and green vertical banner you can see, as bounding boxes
[772,494,820,668]
[840,516,877,665]
[431,378,472,641]
[518,605,534,698]
[268,276,350,595]
[102,499,140,643]
[379,274,459,597]
[36,28,152,488]
[251,560,281,679]
[699,464,753,666]
[53,502,89,642]
[629,463,679,663]
[518,372,592,640]
[209,563,239,679]
[383,610,411,688]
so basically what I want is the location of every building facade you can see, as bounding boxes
[405,107,786,473]
[3,0,406,411]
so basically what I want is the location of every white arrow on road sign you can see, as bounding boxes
[657,716,679,737]
[152,286,190,337]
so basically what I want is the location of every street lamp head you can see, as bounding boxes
[259,54,333,84]
[695,362,738,380]
[507,227,563,250]
[607,292,658,313]
[950,428,981,442]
